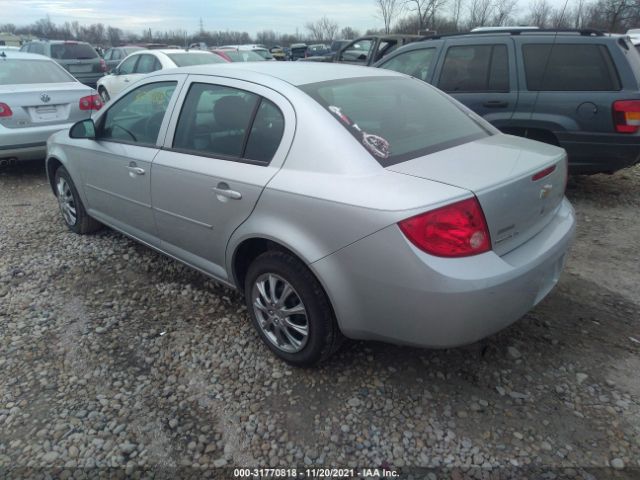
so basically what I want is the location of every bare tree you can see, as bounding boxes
[376,0,404,33]
[305,16,339,42]
[450,0,466,29]
[528,0,552,27]
[341,26,360,39]
[405,0,448,31]
[493,0,519,26]
[467,0,494,27]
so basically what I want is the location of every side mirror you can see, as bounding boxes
[70,119,96,139]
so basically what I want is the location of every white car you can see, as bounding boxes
[222,44,275,60]
[96,49,227,102]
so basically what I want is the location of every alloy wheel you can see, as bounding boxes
[56,177,77,226]
[251,273,309,353]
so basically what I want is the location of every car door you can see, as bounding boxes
[110,54,139,97]
[512,39,622,135]
[152,75,295,280]
[75,76,185,245]
[433,38,518,129]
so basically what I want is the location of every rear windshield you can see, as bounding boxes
[166,52,225,67]
[299,77,489,166]
[221,50,265,62]
[0,59,75,85]
[51,43,98,60]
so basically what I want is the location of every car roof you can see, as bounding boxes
[153,61,402,86]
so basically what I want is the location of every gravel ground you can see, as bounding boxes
[0,161,639,479]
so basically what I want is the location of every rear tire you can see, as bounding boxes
[54,166,101,235]
[244,250,343,366]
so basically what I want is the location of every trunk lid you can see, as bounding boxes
[0,83,94,129]
[388,134,567,256]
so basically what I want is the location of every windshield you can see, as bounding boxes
[299,77,490,166]
[0,59,76,85]
[166,52,225,67]
[51,43,98,60]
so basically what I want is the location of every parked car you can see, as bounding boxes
[307,44,331,57]
[0,45,20,52]
[211,48,266,62]
[334,35,423,66]
[20,40,106,88]
[290,43,307,61]
[97,49,227,102]
[0,51,101,165]
[270,46,286,61]
[46,63,575,365]
[376,28,640,174]
[302,41,350,62]
[102,46,145,72]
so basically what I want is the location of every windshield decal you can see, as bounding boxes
[328,105,390,159]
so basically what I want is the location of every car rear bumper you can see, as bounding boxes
[312,198,576,348]
[556,131,640,174]
[0,123,73,161]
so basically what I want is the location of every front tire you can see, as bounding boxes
[54,166,101,234]
[244,250,343,366]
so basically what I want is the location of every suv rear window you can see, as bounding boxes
[299,77,489,166]
[50,43,98,60]
[523,44,620,91]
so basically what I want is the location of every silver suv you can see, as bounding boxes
[20,40,106,88]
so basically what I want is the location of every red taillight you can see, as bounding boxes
[79,94,103,111]
[398,197,491,258]
[613,100,640,133]
[532,164,556,181]
[99,58,107,72]
[0,102,12,117]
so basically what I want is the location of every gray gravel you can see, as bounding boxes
[0,161,639,477]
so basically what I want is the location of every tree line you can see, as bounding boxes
[1,0,638,48]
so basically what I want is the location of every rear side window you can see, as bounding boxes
[135,54,161,73]
[172,83,284,164]
[439,44,509,92]
[380,48,437,82]
[50,43,98,60]
[300,77,489,166]
[523,44,620,91]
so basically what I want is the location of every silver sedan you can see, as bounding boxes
[45,63,576,365]
[0,51,102,165]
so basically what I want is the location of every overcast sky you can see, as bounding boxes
[1,0,542,35]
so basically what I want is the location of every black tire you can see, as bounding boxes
[54,166,101,235]
[244,250,343,366]
[98,87,110,103]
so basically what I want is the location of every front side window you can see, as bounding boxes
[341,39,373,63]
[523,44,620,91]
[118,55,138,74]
[439,44,509,92]
[380,48,437,82]
[98,81,177,146]
[173,83,284,164]
[300,77,489,166]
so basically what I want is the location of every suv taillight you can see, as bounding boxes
[613,100,640,133]
[79,94,103,111]
[0,103,12,117]
[99,58,107,72]
[398,197,491,258]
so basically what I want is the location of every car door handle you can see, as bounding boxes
[124,78,130,83]
[127,166,145,176]
[212,184,242,200]
[483,100,509,108]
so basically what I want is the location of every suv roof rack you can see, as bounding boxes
[426,28,605,40]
